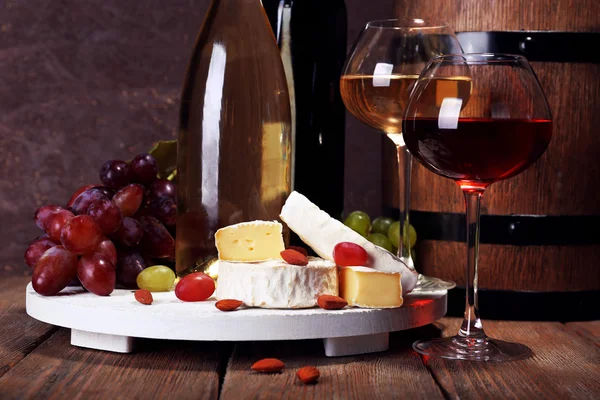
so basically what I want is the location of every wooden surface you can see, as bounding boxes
[395,0,600,32]
[1,276,599,399]
[415,241,600,291]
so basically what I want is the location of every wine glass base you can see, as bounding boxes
[413,273,457,292]
[413,335,532,362]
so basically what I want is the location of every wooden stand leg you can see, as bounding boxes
[71,329,134,353]
[323,332,389,357]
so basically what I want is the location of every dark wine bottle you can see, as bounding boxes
[263,0,347,221]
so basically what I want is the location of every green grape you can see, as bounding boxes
[343,211,371,237]
[136,265,176,292]
[388,221,400,248]
[388,222,418,249]
[408,224,417,248]
[367,233,394,253]
[371,217,394,236]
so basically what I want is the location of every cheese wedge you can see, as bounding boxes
[215,221,285,262]
[340,266,403,308]
[215,257,338,308]
[280,191,418,294]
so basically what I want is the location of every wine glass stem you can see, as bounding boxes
[459,189,485,339]
[396,142,412,261]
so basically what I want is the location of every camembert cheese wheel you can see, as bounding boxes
[215,257,338,309]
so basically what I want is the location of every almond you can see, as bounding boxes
[317,294,347,310]
[280,249,309,266]
[297,366,320,384]
[251,358,285,373]
[287,246,308,257]
[216,299,243,311]
[134,289,153,305]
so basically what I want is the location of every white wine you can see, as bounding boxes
[340,74,472,138]
[177,0,292,275]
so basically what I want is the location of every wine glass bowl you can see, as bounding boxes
[340,18,462,290]
[404,53,552,361]
[404,54,552,191]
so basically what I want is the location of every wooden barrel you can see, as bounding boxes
[382,1,600,319]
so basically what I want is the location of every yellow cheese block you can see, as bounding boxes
[339,266,403,308]
[215,221,285,262]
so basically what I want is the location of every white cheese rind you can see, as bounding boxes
[215,258,338,309]
[280,191,418,294]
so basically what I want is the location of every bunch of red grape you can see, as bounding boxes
[25,153,177,297]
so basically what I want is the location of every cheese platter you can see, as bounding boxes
[26,188,452,357]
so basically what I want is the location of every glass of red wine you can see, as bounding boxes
[403,53,552,361]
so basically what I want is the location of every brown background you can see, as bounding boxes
[0,0,396,276]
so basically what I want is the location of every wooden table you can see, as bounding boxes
[1,276,598,399]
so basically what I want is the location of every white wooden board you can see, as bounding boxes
[26,283,447,356]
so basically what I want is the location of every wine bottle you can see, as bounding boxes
[176,0,292,276]
[263,0,347,221]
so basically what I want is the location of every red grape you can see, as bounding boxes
[95,236,118,266]
[175,272,215,302]
[66,184,97,208]
[24,235,59,268]
[77,254,116,296]
[60,215,102,255]
[32,246,78,296]
[138,216,175,258]
[333,242,369,267]
[91,186,115,199]
[131,153,158,185]
[87,198,122,234]
[149,179,176,200]
[100,160,131,190]
[46,210,75,241]
[34,205,64,230]
[116,249,148,288]
[145,196,176,226]
[112,217,143,247]
[113,184,145,217]
[71,188,110,215]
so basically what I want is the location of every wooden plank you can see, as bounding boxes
[0,275,58,378]
[220,325,445,400]
[566,321,600,346]
[395,0,600,32]
[425,318,600,399]
[414,241,600,291]
[0,328,228,400]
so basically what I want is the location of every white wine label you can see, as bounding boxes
[438,97,462,129]
[372,63,394,87]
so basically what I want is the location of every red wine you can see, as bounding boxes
[403,117,552,189]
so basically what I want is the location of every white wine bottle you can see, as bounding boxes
[176,0,292,276]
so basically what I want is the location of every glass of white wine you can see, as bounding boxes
[340,18,468,290]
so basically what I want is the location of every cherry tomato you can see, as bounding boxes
[175,272,215,302]
[333,242,369,267]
